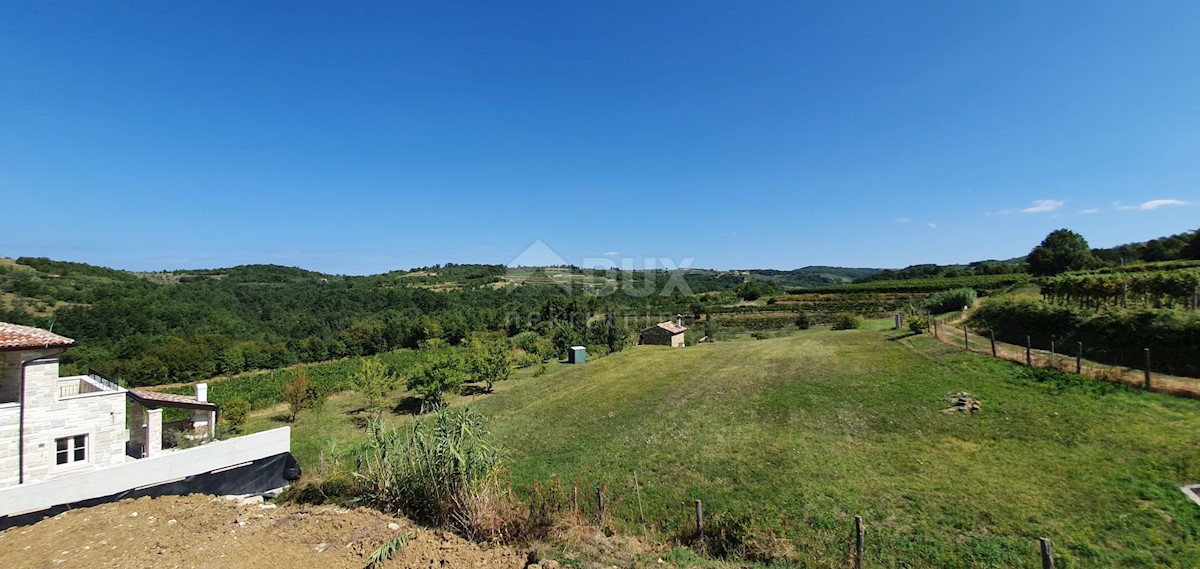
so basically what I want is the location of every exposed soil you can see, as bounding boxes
[0,494,527,569]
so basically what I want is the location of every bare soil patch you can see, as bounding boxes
[0,494,526,568]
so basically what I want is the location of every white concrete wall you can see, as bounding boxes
[0,427,292,518]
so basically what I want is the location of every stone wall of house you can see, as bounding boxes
[21,389,129,483]
[1,349,129,489]
[639,327,672,345]
[0,403,19,488]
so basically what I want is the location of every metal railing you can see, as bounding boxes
[86,369,122,391]
[57,370,123,398]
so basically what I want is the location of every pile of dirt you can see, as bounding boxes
[0,494,527,568]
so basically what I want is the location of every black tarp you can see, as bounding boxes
[0,452,301,530]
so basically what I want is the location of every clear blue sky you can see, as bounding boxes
[2,1,1197,274]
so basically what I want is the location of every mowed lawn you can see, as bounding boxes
[471,329,1200,567]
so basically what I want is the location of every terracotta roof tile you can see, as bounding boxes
[656,322,687,334]
[0,322,76,350]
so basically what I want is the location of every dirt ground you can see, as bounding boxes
[0,494,529,569]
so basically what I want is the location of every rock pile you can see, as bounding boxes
[943,392,982,414]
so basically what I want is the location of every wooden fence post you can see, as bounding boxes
[595,486,604,518]
[572,486,579,514]
[964,325,969,350]
[1144,348,1152,390]
[1040,537,1055,569]
[1076,342,1083,374]
[854,516,865,569]
[694,499,703,538]
[990,329,997,357]
[1026,335,1033,367]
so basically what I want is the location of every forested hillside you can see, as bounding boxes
[2,227,1194,387]
[0,258,773,386]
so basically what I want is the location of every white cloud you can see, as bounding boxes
[603,251,619,257]
[1080,208,1100,214]
[1117,199,1190,211]
[927,223,937,230]
[895,217,911,223]
[1021,199,1065,214]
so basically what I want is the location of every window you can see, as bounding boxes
[55,435,87,465]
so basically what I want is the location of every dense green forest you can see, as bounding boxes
[0,258,740,386]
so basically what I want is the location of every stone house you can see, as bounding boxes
[1,323,128,488]
[639,316,687,347]
[0,322,217,489]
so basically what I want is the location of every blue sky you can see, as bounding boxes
[2,1,1197,274]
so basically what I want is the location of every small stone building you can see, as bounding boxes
[639,317,687,347]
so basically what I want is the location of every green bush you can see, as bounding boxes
[511,331,541,354]
[907,315,929,334]
[923,287,978,313]
[795,312,811,330]
[832,313,861,330]
[222,397,250,430]
[356,406,501,527]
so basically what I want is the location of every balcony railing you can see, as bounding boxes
[57,370,123,399]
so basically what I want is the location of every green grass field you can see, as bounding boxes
[262,326,1200,567]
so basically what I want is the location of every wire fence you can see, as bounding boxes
[545,481,1064,568]
[927,316,1200,399]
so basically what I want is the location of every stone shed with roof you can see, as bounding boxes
[639,316,687,347]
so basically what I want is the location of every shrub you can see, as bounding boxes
[355,407,504,534]
[795,312,811,330]
[282,370,312,422]
[907,315,929,334]
[832,313,861,330]
[924,287,978,313]
[512,352,540,369]
[511,331,541,354]
[751,331,769,340]
[222,397,250,431]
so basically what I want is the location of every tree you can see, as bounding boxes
[1183,230,1200,260]
[1027,229,1099,276]
[282,369,313,423]
[407,352,466,407]
[353,358,395,414]
[735,280,762,301]
[469,339,512,393]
